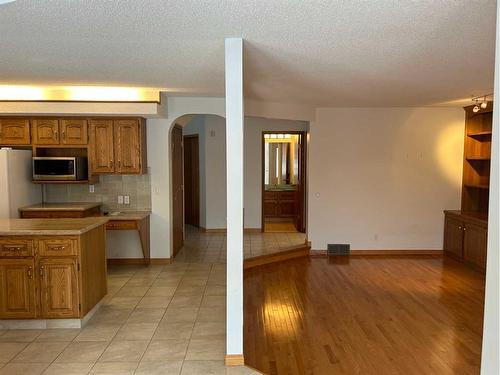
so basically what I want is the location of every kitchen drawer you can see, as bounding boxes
[106,220,138,230]
[38,238,78,257]
[0,239,34,257]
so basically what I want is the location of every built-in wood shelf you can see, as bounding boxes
[466,156,491,161]
[467,131,492,140]
[464,183,489,190]
[32,180,91,184]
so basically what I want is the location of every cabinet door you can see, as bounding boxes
[60,119,88,145]
[114,119,141,174]
[32,119,60,145]
[0,118,31,145]
[443,217,464,260]
[0,259,36,318]
[464,224,487,270]
[89,119,115,174]
[39,258,79,318]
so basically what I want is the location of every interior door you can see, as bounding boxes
[114,119,141,174]
[0,259,36,319]
[39,258,79,318]
[184,135,200,227]
[172,125,184,257]
[89,119,115,173]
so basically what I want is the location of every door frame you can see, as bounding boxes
[183,134,200,227]
[171,124,184,257]
[261,131,308,233]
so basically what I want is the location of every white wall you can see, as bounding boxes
[244,117,309,228]
[308,107,464,251]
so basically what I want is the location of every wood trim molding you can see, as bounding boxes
[310,249,443,257]
[244,245,310,269]
[225,354,245,366]
[107,258,172,265]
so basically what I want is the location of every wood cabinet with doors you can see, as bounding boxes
[0,221,107,320]
[89,118,146,174]
[443,103,492,272]
[0,118,31,145]
[263,190,298,219]
[444,211,487,271]
[32,118,88,146]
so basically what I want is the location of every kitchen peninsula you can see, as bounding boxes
[0,217,108,328]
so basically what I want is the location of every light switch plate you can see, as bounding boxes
[89,184,95,193]
[118,195,124,204]
[124,195,130,205]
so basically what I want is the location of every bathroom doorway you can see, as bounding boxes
[261,131,307,233]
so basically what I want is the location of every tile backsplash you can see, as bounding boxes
[43,174,151,212]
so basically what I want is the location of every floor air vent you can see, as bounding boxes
[327,244,350,256]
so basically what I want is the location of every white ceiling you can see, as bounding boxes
[0,0,496,107]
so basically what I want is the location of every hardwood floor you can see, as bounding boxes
[244,255,485,375]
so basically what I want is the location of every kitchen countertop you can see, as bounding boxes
[0,217,109,236]
[19,202,102,212]
[104,211,151,220]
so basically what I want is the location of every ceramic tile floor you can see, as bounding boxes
[0,262,259,375]
[175,225,307,263]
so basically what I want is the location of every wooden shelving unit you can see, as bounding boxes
[443,102,493,272]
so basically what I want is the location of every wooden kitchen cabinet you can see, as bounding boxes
[89,119,115,173]
[39,258,79,318]
[0,222,107,320]
[60,119,88,145]
[264,190,298,219]
[89,118,146,175]
[32,119,60,145]
[443,211,487,272]
[0,118,31,145]
[0,258,36,319]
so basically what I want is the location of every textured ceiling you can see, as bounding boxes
[0,0,496,107]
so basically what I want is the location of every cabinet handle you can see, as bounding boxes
[4,246,22,251]
[39,266,44,277]
[118,160,121,168]
[54,131,58,139]
[51,246,66,251]
[458,226,462,229]
[62,131,65,140]
[463,227,466,231]
[27,267,32,279]
[110,160,114,167]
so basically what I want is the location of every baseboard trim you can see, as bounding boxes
[200,227,262,233]
[225,354,245,366]
[310,249,443,257]
[107,258,172,265]
[244,245,310,269]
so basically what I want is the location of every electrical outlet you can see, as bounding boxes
[89,184,95,193]
[118,195,124,204]
[124,195,130,205]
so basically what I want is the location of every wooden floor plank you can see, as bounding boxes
[244,255,485,375]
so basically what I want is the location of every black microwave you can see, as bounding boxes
[32,157,88,181]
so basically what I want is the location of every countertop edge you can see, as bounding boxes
[0,218,109,236]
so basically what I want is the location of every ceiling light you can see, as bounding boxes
[0,0,16,4]
[481,98,487,109]
[473,105,480,113]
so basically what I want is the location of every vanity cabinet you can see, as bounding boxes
[89,118,146,174]
[264,190,297,219]
[0,118,31,145]
[32,118,88,145]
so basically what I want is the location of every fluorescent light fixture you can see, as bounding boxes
[0,85,161,103]
[0,0,16,4]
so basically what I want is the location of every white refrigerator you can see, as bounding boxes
[0,149,42,218]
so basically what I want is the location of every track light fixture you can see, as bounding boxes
[471,93,493,112]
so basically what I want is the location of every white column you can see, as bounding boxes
[481,3,500,374]
[225,38,244,362]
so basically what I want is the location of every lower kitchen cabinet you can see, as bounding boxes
[0,224,106,320]
[0,258,36,319]
[443,211,487,272]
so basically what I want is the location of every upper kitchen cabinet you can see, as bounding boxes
[89,119,115,174]
[89,118,146,175]
[33,118,88,146]
[60,119,88,145]
[0,118,31,145]
[32,119,60,145]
